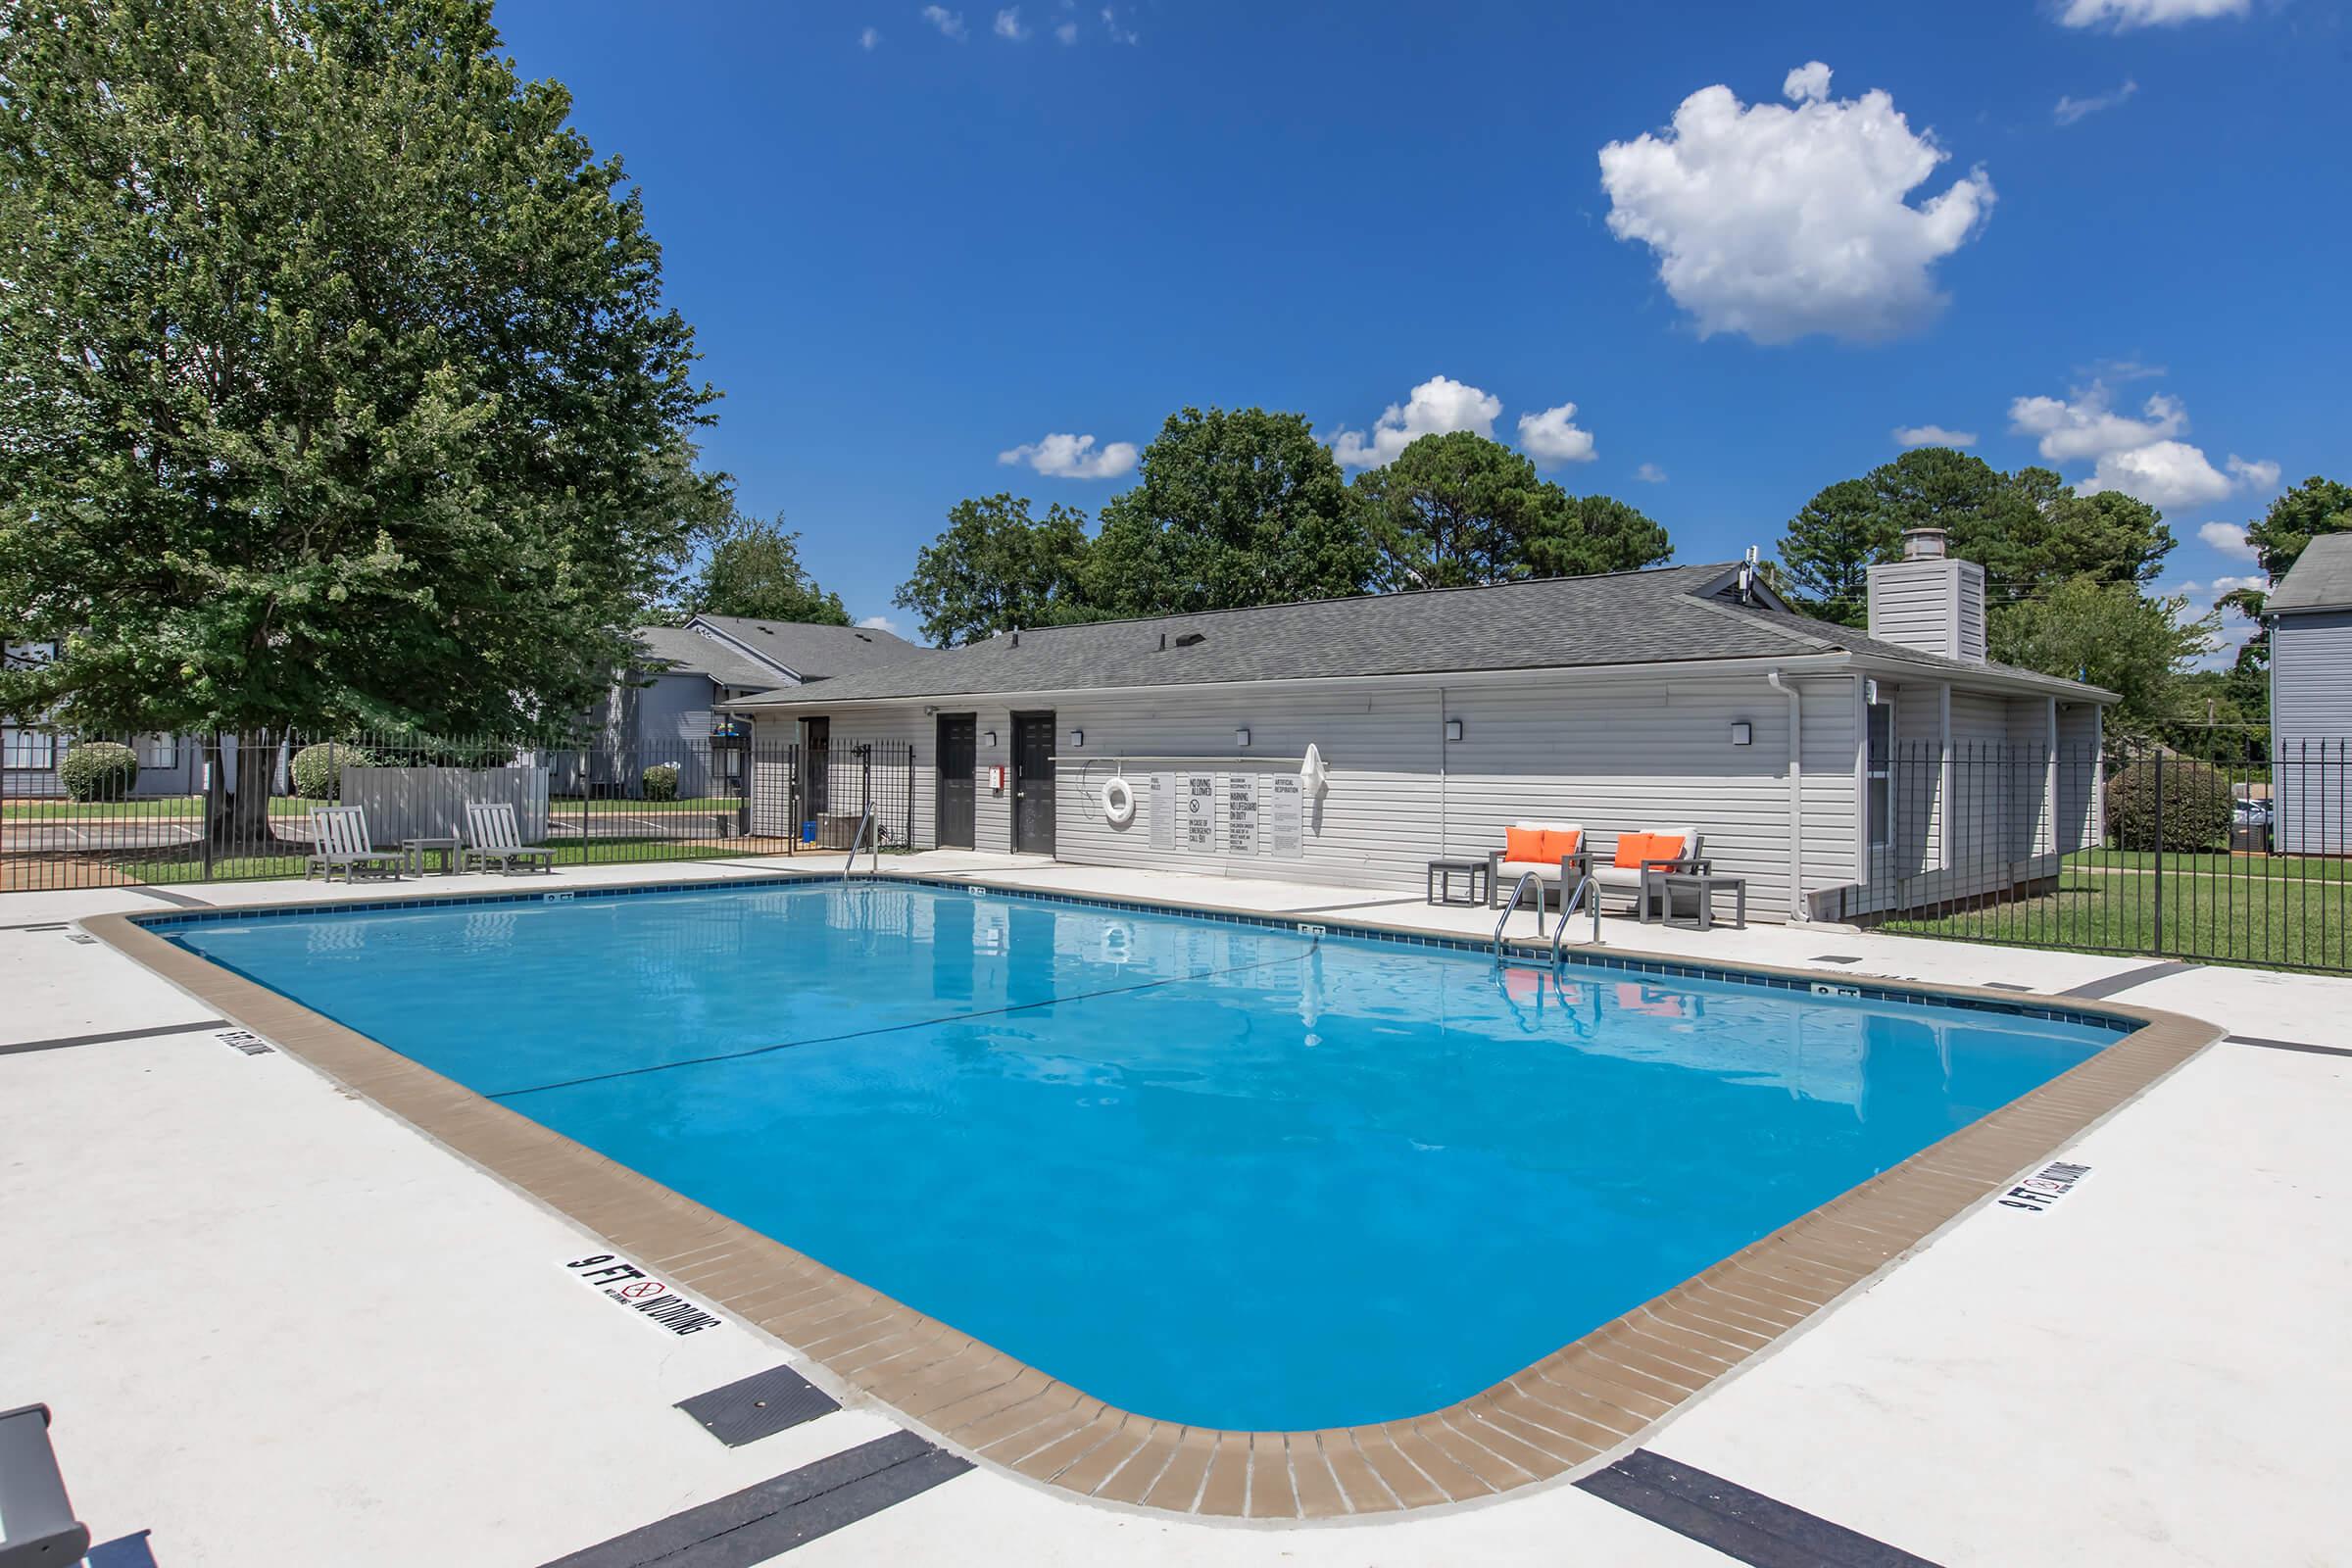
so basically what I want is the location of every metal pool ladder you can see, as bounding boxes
[841,807,880,883]
[1549,873,1601,967]
[1491,870,1544,960]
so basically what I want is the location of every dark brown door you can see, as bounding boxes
[802,716,830,819]
[936,713,976,850]
[1010,713,1055,855]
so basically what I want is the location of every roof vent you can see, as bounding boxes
[854,632,871,642]
[1158,631,1166,651]
[1173,631,1205,648]
[1901,526,1948,562]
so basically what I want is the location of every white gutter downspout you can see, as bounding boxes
[1768,669,1808,921]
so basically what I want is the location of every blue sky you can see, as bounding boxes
[495,0,2349,650]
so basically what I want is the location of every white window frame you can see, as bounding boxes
[3,726,58,769]
[1866,700,1895,850]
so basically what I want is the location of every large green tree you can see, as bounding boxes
[1350,431,1669,589]
[1990,577,2215,749]
[676,511,849,626]
[0,0,717,840]
[1776,478,1891,626]
[1088,408,1370,616]
[893,495,1096,647]
[1777,449,2175,625]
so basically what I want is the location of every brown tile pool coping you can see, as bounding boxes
[80,872,2221,1523]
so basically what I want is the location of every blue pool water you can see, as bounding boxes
[163,881,2119,1430]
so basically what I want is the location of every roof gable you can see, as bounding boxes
[2270,534,2352,615]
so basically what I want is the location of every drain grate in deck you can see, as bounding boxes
[676,1363,840,1446]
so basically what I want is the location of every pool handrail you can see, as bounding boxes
[842,807,880,883]
[1550,873,1601,964]
[1491,869,1544,960]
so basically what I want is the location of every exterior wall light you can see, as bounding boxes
[983,729,997,748]
[1731,721,1753,746]
[1235,728,1250,748]
[1068,728,1084,748]
[1445,718,1464,743]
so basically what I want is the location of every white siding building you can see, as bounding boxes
[728,540,2112,923]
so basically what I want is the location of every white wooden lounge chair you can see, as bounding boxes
[1486,822,1587,908]
[305,806,403,883]
[1568,827,1707,923]
[464,800,557,875]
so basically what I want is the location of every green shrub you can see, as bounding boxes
[642,762,680,802]
[2108,758,2234,853]
[290,741,378,801]
[58,741,139,802]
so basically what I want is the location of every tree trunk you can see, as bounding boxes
[206,728,277,852]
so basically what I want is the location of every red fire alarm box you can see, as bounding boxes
[988,764,1005,791]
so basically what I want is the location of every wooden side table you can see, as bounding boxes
[402,835,462,877]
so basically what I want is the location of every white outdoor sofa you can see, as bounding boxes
[1568,826,1707,923]
[1486,821,1586,909]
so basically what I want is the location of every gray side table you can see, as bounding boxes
[1426,858,1491,906]
[1659,871,1746,931]
[402,835,462,877]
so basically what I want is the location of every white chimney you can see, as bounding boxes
[1866,526,1985,662]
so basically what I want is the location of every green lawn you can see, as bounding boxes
[1887,858,2352,971]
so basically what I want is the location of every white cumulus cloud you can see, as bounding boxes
[1331,375,1500,469]
[857,614,906,637]
[2198,521,2258,560]
[1596,64,1994,344]
[859,25,881,49]
[1517,402,1597,466]
[920,5,967,39]
[997,431,1138,479]
[2081,441,2233,510]
[2057,0,2248,29]
[994,7,1027,39]
[2054,78,2137,125]
[2227,455,2281,491]
[1054,19,1077,42]
[1893,424,1979,448]
[1100,6,1138,43]
[2011,380,2277,513]
[1633,463,1668,484]
[2009,382,2186,462]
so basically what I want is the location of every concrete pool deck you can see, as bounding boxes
[4,853,2349,1565]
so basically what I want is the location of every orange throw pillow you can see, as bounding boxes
[1505,826,1547,864]
[1543,827,1583,863]
[1613,832,1659,869]
[1648,834,1687,863]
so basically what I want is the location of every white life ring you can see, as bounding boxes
[1101,775,1137,826]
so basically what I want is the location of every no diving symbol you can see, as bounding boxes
[617,1279,664,1300]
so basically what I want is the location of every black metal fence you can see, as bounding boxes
[1839,739,2352,974]
[0,727,915,893]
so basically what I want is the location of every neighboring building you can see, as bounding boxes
[3,639,204,800]
[2264,533,2352,854]
[725,531,2113,922]
[577,614,924,798]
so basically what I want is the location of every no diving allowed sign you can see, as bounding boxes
[1998,1159,2090,1212]
[565,1254,725,1338]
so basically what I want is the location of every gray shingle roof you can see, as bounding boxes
[724,563,2109,709]
[686,615,927,681]
[2268,534,2352,614]
[632,625,792,689]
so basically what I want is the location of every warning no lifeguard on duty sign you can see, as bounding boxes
[564,1254,725,1337]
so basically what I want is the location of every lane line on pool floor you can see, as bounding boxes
[487,946,1323,1102]
[540,1430,971,1568]
[1576,1448,1944,1568]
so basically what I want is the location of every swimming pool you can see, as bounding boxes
[160,880,2125,1433]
